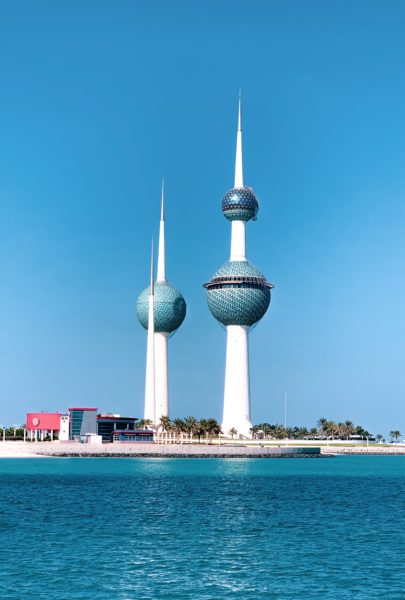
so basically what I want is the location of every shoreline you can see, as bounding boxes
[0,442,322,459]
[0,442,404,458]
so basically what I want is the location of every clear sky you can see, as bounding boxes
[1,0,404,435]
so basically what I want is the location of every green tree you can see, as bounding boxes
[137,418,153,430]
[159,415,171,432]
[229,427,237,439]
[172,419,186,442]
[183,416,198,439]
[203,418,222,441]
[317,418,328,438]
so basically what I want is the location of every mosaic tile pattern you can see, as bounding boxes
[136,282,186,333]
[222,187,259,222]
[205,260,271,326]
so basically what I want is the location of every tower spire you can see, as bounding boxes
[150,237,154,293]
[234,92,244,188]
[157,179,166,283]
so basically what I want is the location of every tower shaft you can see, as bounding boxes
[155,180,169,421]
[154,331,169,421]
[144,242,155,422]
[144,289,155,422]
[230,220,246,261]
[222,325,252,437]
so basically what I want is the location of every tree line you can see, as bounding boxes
[0,419,402,443]
[136,416,402,442]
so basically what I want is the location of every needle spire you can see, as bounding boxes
[157,179,166,283]
[234,91,244,188]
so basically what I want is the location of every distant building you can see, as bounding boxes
[97,414,138,442]
[112,430,154,443]
[81,433,103,444]
[59,415,70,441]
[26,412,67,441]
[69,408,97,440]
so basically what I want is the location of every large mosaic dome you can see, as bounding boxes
[203,260,272,327]
[136,282,186,334]
[221,187,259,222]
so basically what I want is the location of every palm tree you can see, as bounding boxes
[173,418,185,442]
[390,430,401,442]
[317,418,328,438]
[203,419,222,442]
[376,434,384,443]
[229,427,238,439]
[197,419,211,442]
[159,415,171,432]
[343,421,355,439]
[184,416,198,440]
[274,425,287,439]
[137,418,153,430]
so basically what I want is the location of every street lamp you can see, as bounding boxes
[284,390,288,446]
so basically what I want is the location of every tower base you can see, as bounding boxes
[222,325,253,439]
[155,332,169,422]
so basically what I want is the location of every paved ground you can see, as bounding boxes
[320,445,405,455]
[0,442,321,458]
[1,442,404,458]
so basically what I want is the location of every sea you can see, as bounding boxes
[0,456,404,599]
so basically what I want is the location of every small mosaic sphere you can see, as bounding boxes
[204,261,272,327]
[222,187,259,222]
[136,282,186,334]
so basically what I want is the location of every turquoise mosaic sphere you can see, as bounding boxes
[222,187,259,222]
[204,261,272,327]
[136,282,186,334]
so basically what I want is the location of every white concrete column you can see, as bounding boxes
[222,325,252,438]
[230,220,246,261]
[154,332,169,422]
[144,291,155,423]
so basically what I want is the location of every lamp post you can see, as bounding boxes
[284,390,288,446]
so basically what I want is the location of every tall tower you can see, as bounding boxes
[136,182,187,423]
[143,240,155,422]
[204,98,273,438]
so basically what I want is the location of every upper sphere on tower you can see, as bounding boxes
[222,187,259,222]
[136,282,186,334]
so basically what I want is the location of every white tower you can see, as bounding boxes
[143,240,155,422]
[136,183,187,424]
[204,97,272,438]
[155,181,169,421]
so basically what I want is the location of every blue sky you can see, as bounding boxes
[1,0,404,435]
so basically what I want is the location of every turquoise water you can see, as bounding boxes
[0,456,404,599]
